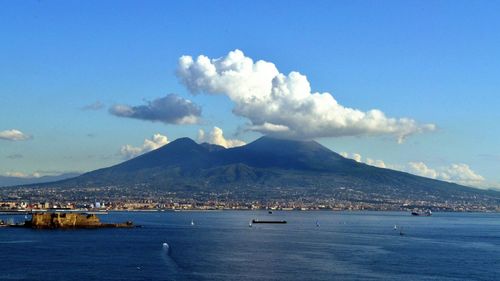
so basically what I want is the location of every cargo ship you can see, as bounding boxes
[251,219,287,224]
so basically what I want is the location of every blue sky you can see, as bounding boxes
[1,1,499,189]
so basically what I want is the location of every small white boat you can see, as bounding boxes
[190,219,195,226]
[411,209,432,216]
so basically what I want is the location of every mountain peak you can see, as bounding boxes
[168,137,198,146]
[210,135,345,171]
[246,136,331,154]
[152,136,207,156]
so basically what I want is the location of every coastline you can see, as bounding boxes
[2,208,500,214]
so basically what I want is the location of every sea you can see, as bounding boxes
[0,211,499,281]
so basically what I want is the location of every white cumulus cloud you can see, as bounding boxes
[0,129,31,141]
[340,152,492,189]
[341,152,387,168]
[197,126,246,148]
[341,152,485,187]
[342,151,487,187]
[443,164,485,185]
[408,162,485,187]
[177,49,435,142]
[120,133,169,159]
[366,158,387,169]
[352,153,362,163]
[407,162,439,179]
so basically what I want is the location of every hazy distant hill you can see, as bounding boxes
[37,136,499,202]
[0,173,81,188]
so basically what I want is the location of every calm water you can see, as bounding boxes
[1,211,499,281]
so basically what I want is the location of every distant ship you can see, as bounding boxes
[251,219,287,224]
[399,226,405,236]
[411,210,432,216]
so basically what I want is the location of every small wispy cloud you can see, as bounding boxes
[4,171,41,178]
[110,94,201,124]
[477,154,500,162]
[6,154,23,159]
[0,129,31,141]
[82,101,105,111]
[3,170,80,178]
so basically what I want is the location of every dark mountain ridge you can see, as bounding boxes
[23,136,500,203]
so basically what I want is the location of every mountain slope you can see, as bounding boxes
[36,136,498,202]
[0,173,81,187]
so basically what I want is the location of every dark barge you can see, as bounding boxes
[251,219,287,224]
